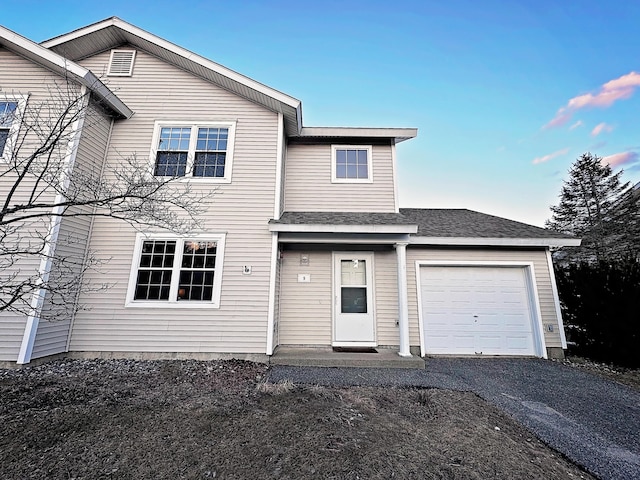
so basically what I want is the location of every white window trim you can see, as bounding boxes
[125,232,226,309]
[107,49,136,76]
[331,144,373,183]
[149,120,237,183]
[0,94,29,162]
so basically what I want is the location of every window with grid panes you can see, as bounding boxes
[152,123,232,179]
[132,238,220,303]
[331,145,372,182]
[0,101,18,157]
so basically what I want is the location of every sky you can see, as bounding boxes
[2,0,640,226]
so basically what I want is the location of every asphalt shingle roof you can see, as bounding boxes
[271,209,575,239]
[399,208,574,239]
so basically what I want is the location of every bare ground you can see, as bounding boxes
[0,359,593,480]
[558,356,640,391]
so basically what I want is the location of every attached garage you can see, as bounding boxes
[418,263,546,357]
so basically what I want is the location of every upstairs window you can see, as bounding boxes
[331,145,373,183]
[107,49,136,76]
[150,121,235,182]
[126,234,226,308]
[0,96,28,161]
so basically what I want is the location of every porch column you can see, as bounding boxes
[395,242,411,357]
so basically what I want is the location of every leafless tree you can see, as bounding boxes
[1,80,210,320]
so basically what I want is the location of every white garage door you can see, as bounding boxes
[420,266,538,356]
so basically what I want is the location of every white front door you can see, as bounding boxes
[333,253,375,345]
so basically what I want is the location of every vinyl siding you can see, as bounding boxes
[278,249,400,346]
[31,100,113,359]
[406,248,563,349]
[284,143,396,213]
[0,48,84,361]
[69,48,279,354]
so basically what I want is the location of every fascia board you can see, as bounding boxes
[0,25,132,118]
[269,224,418,234]
[300,127,417,142]
[410,236,582,247]
[42,18,301,111]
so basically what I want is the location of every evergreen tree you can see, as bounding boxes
[546,152,630,261]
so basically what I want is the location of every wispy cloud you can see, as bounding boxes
[544,72,640,129]
[591,122,614,137]
[532,147,570,165]
[602,151,639,168]
[569,120,583,130]
[589,140,607,150]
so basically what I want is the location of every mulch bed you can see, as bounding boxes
[0,359,593,479]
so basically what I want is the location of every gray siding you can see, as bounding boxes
[284,143,396,213]
[32,100,112,360]
[0,48,83,361]
[69,48,279,354]
[406,248,563,349]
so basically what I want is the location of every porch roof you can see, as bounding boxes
[269,212,418,234]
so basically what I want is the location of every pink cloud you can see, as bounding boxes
[532,147,570,165]
[544,71,640,129]
[602,151,639,168]
[591,122,614,137]
[569,120,583,130]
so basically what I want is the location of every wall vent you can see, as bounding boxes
[107,50,136,76]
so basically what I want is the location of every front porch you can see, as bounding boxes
[270,346,425,369]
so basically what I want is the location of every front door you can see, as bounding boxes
[333,253,375,345]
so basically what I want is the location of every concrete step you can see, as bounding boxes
[270,347,425,369]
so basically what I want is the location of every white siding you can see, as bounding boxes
[31,101,113,360]
[69,48,279,354]
[406,248,563,349]
[284,143,396,213]
[0,48,83,361]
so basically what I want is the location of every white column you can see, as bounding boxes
[395,242,411,357]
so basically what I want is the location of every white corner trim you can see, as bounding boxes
[273,113,284,220]
[414,260,548,359]
[265,232,279,355]
[269,223,417,234]
[546,249,567,349]
[17,87,89,364]
[409,236,582,247]
[391,141,399,213]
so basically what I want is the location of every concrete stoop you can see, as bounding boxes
[270,347,425,369]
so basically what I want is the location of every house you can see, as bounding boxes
[0,18,579,366]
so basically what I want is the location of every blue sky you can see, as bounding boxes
[3,0,640,226]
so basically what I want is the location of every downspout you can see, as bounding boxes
[17,86,89,364]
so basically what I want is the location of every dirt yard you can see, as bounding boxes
[1,359,593,479]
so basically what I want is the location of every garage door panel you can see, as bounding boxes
[421,266,538,357]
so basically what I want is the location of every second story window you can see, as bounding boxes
[0,96,28,161]
[331,145,373,183]
[151,121,236,182]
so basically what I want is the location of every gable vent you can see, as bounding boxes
[107,50,136,76]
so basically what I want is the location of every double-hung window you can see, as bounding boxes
[151,121,235,182]
[0,96,28,161]
[331,145,373,183]
[126,234,225,308]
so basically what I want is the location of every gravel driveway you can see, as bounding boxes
[269,358,640,480]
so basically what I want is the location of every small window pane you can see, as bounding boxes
[346,149,357,163]
[336,164,346,178]
[341,287,367,313]
[336,149,346,164]
[357,164,368,178]
[0,102,17,128]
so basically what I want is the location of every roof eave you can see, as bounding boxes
[298,126,417,143]
[41,17,300,129]
[269,223,418,234]
[0,25,132,118]
[409,236,582,247]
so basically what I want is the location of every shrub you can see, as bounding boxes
[555,258,640,368]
